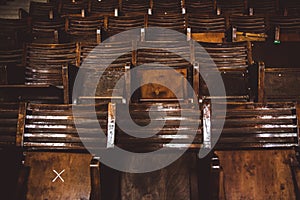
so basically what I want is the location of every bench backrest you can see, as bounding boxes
[0,48,24,84]
[197,42,253,101]
[66,15,103,43]
[215,102,299,150]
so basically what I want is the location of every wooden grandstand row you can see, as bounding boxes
[8,13,300,43]
[0,1,299,199]
[0,40,300,104]
[17,0,300,17]
[0,99,300,199]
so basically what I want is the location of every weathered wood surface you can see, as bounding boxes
[138,68,187,100]
[25,152,92,200]
[121,153,197,200]
[215,150,297,200]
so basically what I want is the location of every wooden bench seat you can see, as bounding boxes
[198,42,255,101]
[146,14,186,41]
[0,43,78,103]
[89,0,118,16]
[20,1,59,20]
[210,101,300,199]
[66,15,103,43]
[0,48,24,84]
[269,16,300,42]
[184,0,215,15]
[0,102,24,199]
[115,102,203,152]
[31,18,65,44]
[152,0,183,15]
[121,0,150,16]
[229,15,267,42]
[136,41,193,101]
[187,15,226,43]
[16,103,108,199]
[214,102,299,149]
[76,41,132,103]
[0,18,29,49]
[248,0,278,15]
[105,15,145,40]
[217,0,246,15]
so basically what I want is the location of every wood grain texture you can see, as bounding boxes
[192,33,225,43]
[121,153,196,200]
[25,152,92,200]
[215,150,297,200]
[138,68,187,100]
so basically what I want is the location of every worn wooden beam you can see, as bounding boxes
[16,102,26,147]
[90,158,101,200]
[62,64,69,104]
[257,61,265,104]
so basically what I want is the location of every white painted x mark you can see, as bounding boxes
[52,169,65,183]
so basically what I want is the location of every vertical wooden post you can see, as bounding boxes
[62,64,69,104]
[296,103,300,146]
[246,41,254,65]
[0,65,7,84]
[54,30,59,43]
[213,0,217,12]
[243,0,248,13]
[65,17,69,34]
[144,14,149,28]
[107,102,116,148]
[96,29,101,44]
[16,102,26,147]
[132,40,137,66]
[49,9,53,20]
[190,154,199,200]
[88,0,92,13]
[193,62,199,102]
[90,158,101,200]
[75,42,81,67]
[203,102,211,149]
[124,63,131,103]
[275,0,280,13]
[258,61,265,103]
[104,16,108,30]
[118,0,122,11]
[150,0,153,9]
[210,154,222,200]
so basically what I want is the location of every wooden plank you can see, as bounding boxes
[215,150,297,200]
[25,152,92,200]
[16,102,26,147]
[62,64,69,104]
[121,153,194,200]
[192,33,224,43]
[297,103,300,146]
[258,61,265,103]
[90,158,101,200]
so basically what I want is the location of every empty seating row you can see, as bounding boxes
[19,0,300,19]
[0,101,298,154]
[0,99,299,198]
[76,40,255,103]
[1,40,299,104]
[2,13,299,48]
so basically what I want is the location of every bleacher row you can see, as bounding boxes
[1,0,300,199]
[1,0,300,47]
[1,40,299,103]
[1,96,299,199]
